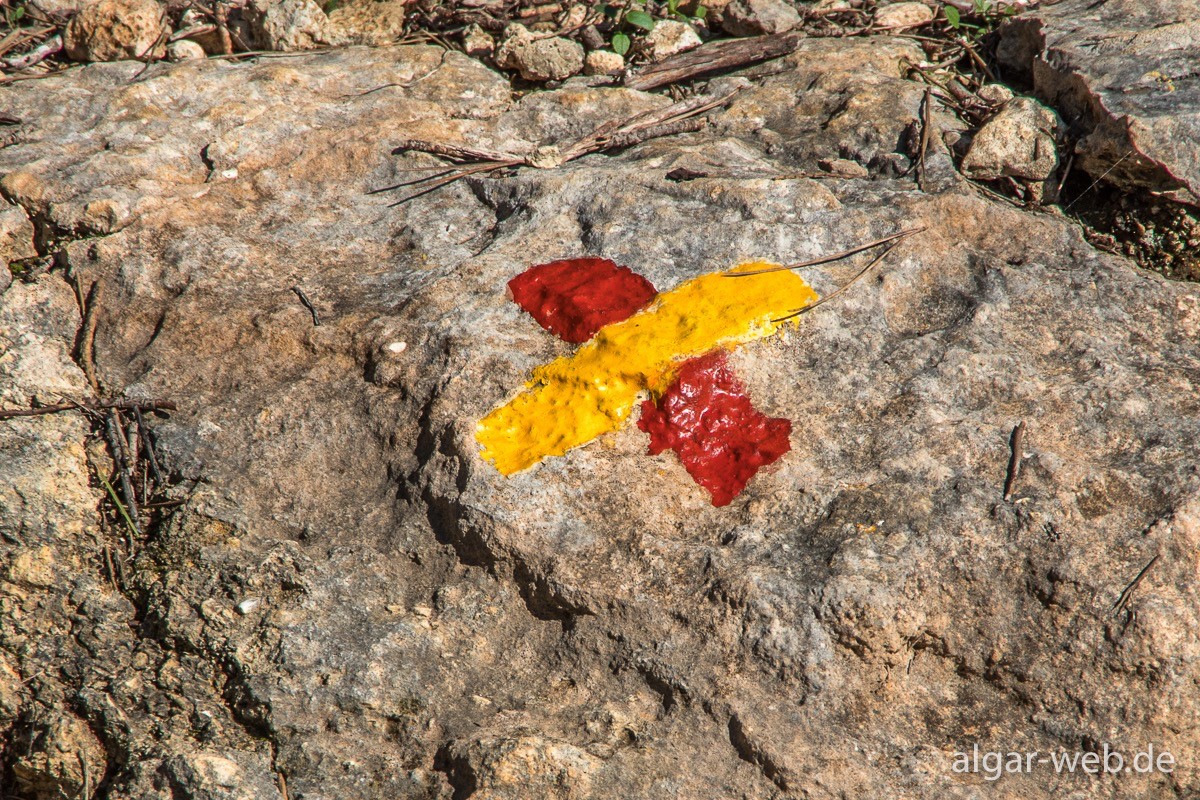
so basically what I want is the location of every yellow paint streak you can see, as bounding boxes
[476,264,819,475]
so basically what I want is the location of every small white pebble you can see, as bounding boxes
[236,598,261,615]
[219,168,238,180]
[385,341,407,354]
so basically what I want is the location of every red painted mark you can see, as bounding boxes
[638,350,792,506]
[508,257,658,343]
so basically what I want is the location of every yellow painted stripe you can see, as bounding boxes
[476,264,819,475]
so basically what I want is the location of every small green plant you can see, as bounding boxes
[602,0,707,57]
[944,0,1019,37]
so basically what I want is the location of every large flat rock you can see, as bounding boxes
[999,0,1200,204]
[2,39,1199,799]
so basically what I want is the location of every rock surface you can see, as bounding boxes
[1,33,1199,800]
[720,0,802,36]
[327,0,408,46]
[961,96,1059,182]
[640,20,703,61]
[873,1,934,30]
[998,0,1200,204]
[246,0,345,52]
[62,0,167,62]
[495,23,585,82]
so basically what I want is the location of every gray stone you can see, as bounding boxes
[245,0,344,52]
[495,23,585,82]
[998,0,1200,203]
[961,96,1059,181]
[166,39,207,61]
[1,36,1199,800]
[641,19,703,61]
[873,1,934,30]
[721,0,801,36]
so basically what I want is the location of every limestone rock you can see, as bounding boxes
[997,0,1200,203]
[584,49,624,76]
[0,35,1199,800]
[641,19,702,61]
[961,96,1059,181]
[62,0,167,62]
[327,0,407,46]
[462,23,495,57]
[721,0,801,36]
[246,0,344,52]
[495,23,584,81]
[873,1,934,29]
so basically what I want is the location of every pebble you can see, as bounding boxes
[236,598,262,615]
[167,40,207,62]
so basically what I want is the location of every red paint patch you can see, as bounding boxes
[638,350,792,506]
[508,257,658,343]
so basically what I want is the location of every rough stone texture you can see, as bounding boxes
[640,20,702,61]
[167,39,207,61]
[0,201,37,269]
[462,23,495,57]
[1,35,1199,800]
[327,0,408,46]
[246,0,345,52]
[873,1,934,30]
[998,0,1200,204]
[961,96,1059,182]
[62,0,167,63]
[720,0,801,37]
[495,23,585,82]
[583,49,623,76]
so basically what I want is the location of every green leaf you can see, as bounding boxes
[612,32,631,55]
[944,5,960,27]
[694,4,707,18]
[626,10,656,30]
[10,5,25,22]
[667,0,679,13]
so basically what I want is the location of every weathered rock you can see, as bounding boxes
[1,35,1200,800]
[976,82,1014,106]
[245,0,344,52]
[998,0,1200,204]
[961,96,1059,181]
[62,0,166,62]
[160,751,284,800]
[873,1,934,30]
[584,49,624,76]
[721,0,802,36]
[29,0,97,17]
[0,201,36,271]
[462,23,495,57]
[495,23,585,81]
[327,0,407,46]
[10,711,107,800]
[640,19,702,61]
[166,39,207,61]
